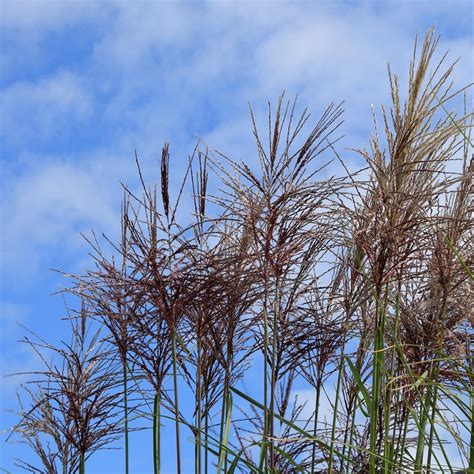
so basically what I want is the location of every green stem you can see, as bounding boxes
[328,328,349,472]
[217,392,233,473]
[383,409,394,474]
[425,406,435,472]
[369,291,387,474]
[153,391,161,474]
[217,386,227,466]
[425,378,439,473]
[269,283,279,470]
[397,405,409,469]
[387,293,402,474]
[171,331,182,474]
[218,342,231,472]
[344,344,366,473]
[414,381,431,473]
[196,339,202,474]
[344,408,357,473]
[123,356,129,474]
[204,392,209,474]
[262,285,269,472]
[383,294,400,474]
[469,339,474,471]
[310,377,322,473]
[416,322,443,473]
[79,453,85,474]
[388,372,401,474]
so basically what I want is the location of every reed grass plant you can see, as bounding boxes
[9,29,473,473]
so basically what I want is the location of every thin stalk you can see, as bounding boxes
[310,376,323,473]
[425,381,439,473]
[426,302,446,474]
[217,392,233,473]
[414,380,432,473]
[344,405,357,473]
[218,335,232,472]
[224,369,232,471]
[397,406,410,470]
[269,283,279,470]
[121,197,129,474]
[425,352,443,473]
[389,384,401,474]
[153,390,161,474]
[262,284,269,472]
[469,338,474,471]
[79,453,85,474]
[382,398,394,474]
[383,294,400,474]
[328,319,350,472]
[123,356,129,474]
[342,338,368,472]
[415,328,443,472]
[171,330,182,474]
[204,392,209,474]
[369,291,387,474]
[196,339,202,474]
[344,344,367,473]
[217,386,227,468]
[387,293,402,474]
[218,367,229,466]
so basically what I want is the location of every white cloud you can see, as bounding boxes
[294,386,336,427]
[0,157,121,281]
[0,0,113,83]
[0,1,471,287]
[91,2,195,68]
[1,71,93,145]
[0,0,109,30]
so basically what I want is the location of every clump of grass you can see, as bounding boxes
[10,306,123,473]
[8,28,473,473]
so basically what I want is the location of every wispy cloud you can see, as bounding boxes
[1,1,471,289]
[0,157,122,284]
[1,0,471,283]
[0,2,471,470]
[1,71,93,146]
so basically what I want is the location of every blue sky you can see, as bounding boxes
[0,1,472,472]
